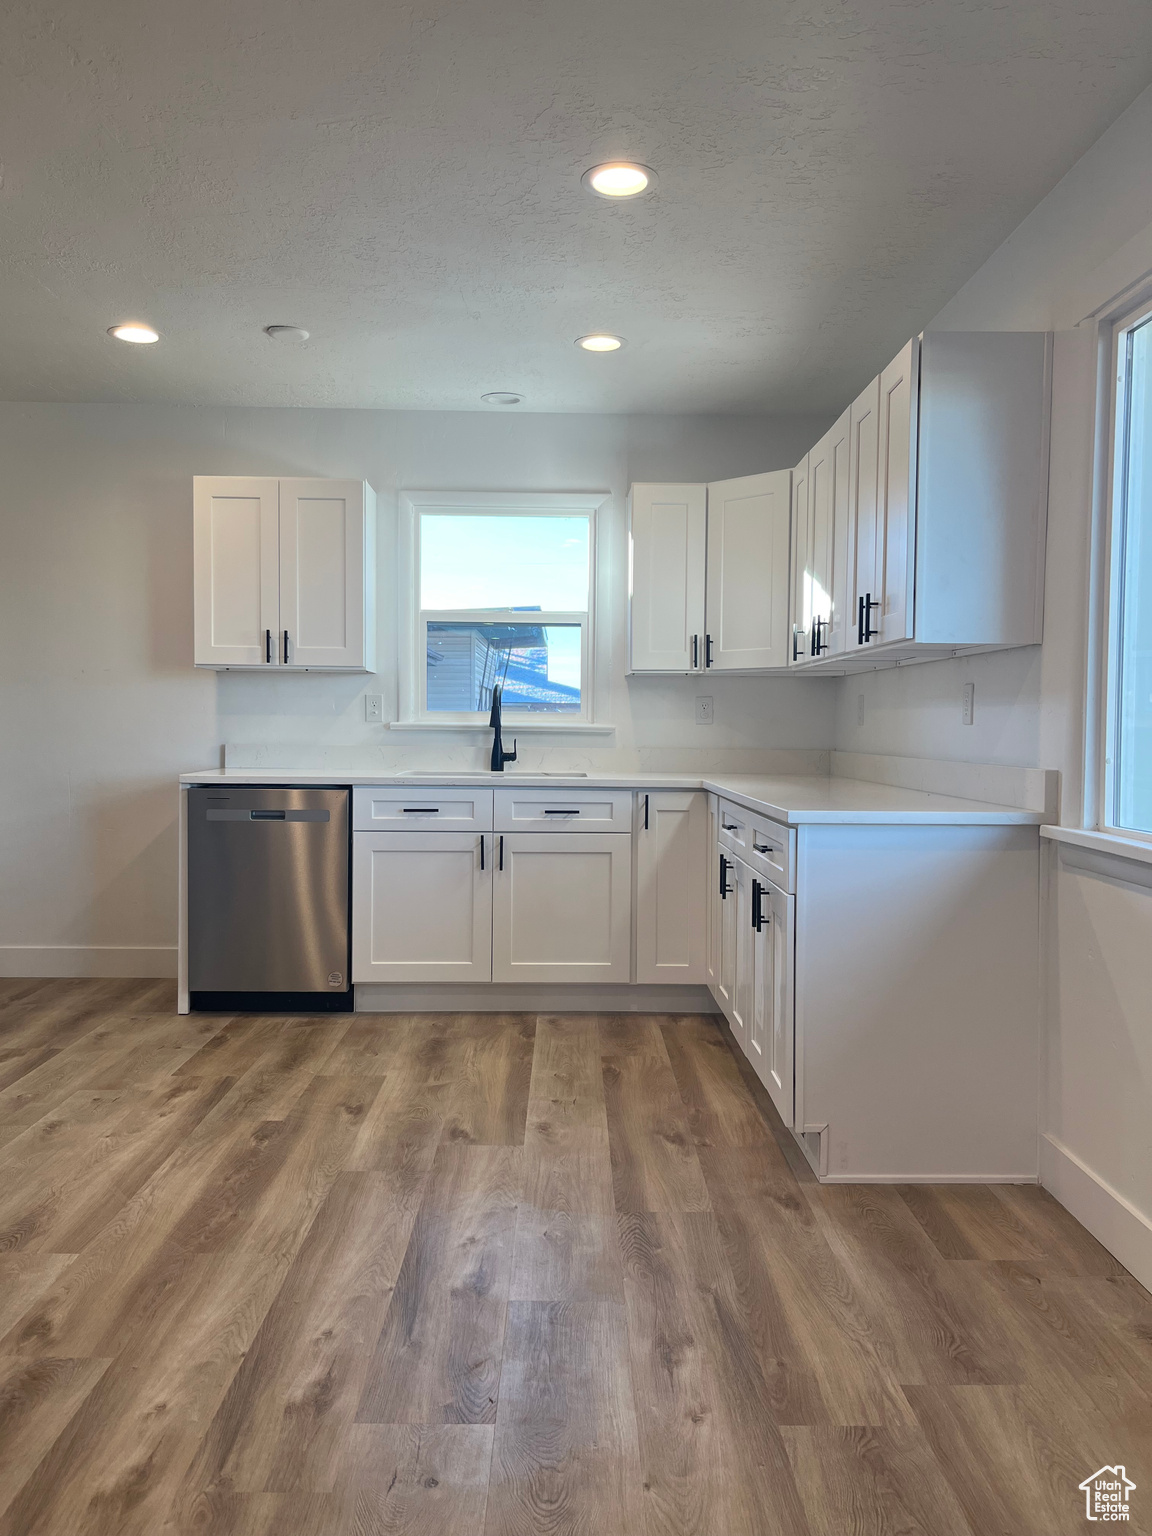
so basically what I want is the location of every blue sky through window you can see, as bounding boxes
[420,514,590,611]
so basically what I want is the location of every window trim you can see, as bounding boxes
[1100,294,1152,843]
[397,490,607,727]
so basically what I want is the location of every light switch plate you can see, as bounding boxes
[364,693,383,722]
[695,696,714,725]
[962,682,975,726]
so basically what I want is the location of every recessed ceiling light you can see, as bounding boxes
[581,162,656,199]
[108,323,159,344]
[264,324,310,341]
[576,333,625,352]
[481,392,524,406]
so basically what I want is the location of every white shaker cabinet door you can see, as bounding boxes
[808,407,852,660]
[705,797,720,996]
[705,470,793,670]
[848,376,882,652]
[876,339,918,645]
[750,875,795,1127]
[628,483,707,672]
[635,791,709,985]
[492,833,631,983]
[729,855,754,1056]
[278,478,376,670]
[193,477,280,667]
[352,831,491,983]
[789,456,810,666]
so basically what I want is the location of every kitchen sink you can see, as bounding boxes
[402,770,589,777]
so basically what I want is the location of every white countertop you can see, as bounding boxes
[179,769,1042,825]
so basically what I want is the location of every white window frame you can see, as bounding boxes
[1100,292,1152,842]
[397,490,606,728]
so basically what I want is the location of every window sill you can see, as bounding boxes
[388,719,616,735]
[1041,824,1152,867]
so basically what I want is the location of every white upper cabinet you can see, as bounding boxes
[705,470,793,670]
[628,484,707,672]
[789,456,810,665]
[628,470,792,674]
[809,408,852,660]
[193,476,376,670]
[192,477,280,668]
[839,331,1051,665]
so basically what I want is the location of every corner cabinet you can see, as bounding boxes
[795,331,1052,671]
[628,470,792,674]
[193,476,376,670]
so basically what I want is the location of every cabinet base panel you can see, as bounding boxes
[190,989,355,1014]
[354,983,718,1013]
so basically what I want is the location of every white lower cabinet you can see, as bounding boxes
[492,832,632,983]
[749,871,795,1127]
[635,791,709,984]
[352,831,491,983]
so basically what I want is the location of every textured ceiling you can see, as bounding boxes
[1,0,1151,413]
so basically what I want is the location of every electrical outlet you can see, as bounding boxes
[962,682,975,726]
[695,696,714,725]
[857,693,865,726]
[364,693,383,723]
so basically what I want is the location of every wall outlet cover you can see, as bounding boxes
[695,696,714,725]
[364,693,383,722]
[962,682,975,726]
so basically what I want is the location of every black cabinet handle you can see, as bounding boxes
[719,853,733,899]
[499,835,504,871]
[644,794,649,830]
[402,807,438,813]
[792,624,803,661]
[283,629,290,664]
[859,593,879,644]
[753,841,774,855]
[752,878,762,931]
[705,633,713,667]
[691,634,699,669]
[722,822,738,831]
[811,616,829,656]
[265,628,272,663]
[543,809,579,816]
[480,835,485,871]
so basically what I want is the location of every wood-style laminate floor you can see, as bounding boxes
[0,979,1149,1536]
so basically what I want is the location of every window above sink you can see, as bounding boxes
[397,491,608,729]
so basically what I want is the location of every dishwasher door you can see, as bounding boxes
[188,786,350,1001]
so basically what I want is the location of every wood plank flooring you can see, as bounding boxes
[0,980,1149,1535]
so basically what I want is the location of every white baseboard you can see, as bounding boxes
[354,983,718,1014]
[1041,1132,1152,1291]
[0,945,178,979]
[818,1172,1039,1184]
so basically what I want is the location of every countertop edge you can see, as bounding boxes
[178,770,1043,826]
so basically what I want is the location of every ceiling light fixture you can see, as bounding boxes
[108,323,159,344]
[576,333,624,352]
[582,162,656,199]
[264,324,310,341]
[481,392,523,406]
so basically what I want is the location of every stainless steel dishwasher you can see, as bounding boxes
[187,786,352,1011]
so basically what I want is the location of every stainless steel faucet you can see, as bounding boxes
[489,684,517,772]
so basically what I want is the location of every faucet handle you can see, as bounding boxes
[508,739,517,762]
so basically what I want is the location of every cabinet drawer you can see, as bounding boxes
[352,785,493,832]
[718,800,794,891]
[717,800,750,854]
[493,788,632,833]
[747,816,794,892]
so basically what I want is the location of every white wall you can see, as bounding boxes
[830,82,1152,1286]
[0,403,834,976]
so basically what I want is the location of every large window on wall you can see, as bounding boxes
[1106,300,1152,835]
[401,493,601,724]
